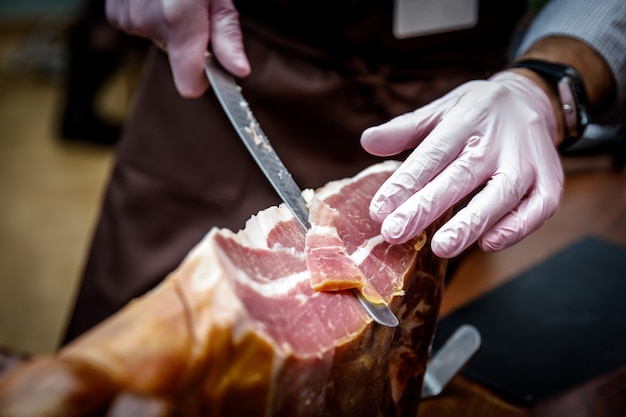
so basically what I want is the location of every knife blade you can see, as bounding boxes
[204,52,399,328]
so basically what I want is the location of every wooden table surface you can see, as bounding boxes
[421,156,626,417]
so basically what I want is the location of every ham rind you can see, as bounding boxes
[0,160,447,417]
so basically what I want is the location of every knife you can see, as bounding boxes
[204,52,399,328]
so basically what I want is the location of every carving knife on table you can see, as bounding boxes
[204,52,399,328]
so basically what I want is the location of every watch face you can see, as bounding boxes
[557,77,580,138]
[560,68,591,139]
[572,79,591,128]
[564,67,590,125]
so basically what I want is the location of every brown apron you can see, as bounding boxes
[62,0,527,344]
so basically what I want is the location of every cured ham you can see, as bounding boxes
[0,160,447,417]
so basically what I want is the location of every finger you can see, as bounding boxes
[479,159,563,252]
[124,1,170,50]
[369,115,475,222]
[166,5,211,98]
[378,140,493,244]
[210,0,251,77]
[431,167,533,258]
[106,0,169,50]
[360,97,450,157]
[168,38,210,98]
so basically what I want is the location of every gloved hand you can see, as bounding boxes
[105,0,250,97]
[361,71,564,258]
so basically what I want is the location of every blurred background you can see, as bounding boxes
[0,0,145,353]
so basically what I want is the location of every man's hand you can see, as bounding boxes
[105,0,250,97]
[361,72,564,258]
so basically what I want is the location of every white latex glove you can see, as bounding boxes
[106,0,250,97]
[361,72,564,259]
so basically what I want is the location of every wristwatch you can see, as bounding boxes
[507,59,591,152]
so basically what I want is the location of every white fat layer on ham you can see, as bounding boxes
[314,160,401,201]
[308,224,338,238]
[349,235,385,265]
[186,229,226,292]
[238,205,297,249]
[302,188,315,204]
[233,265,310,297]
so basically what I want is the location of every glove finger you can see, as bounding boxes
[431,167,533,258]
[479,162,563,252]
[210,0,250,77]
[360,97,450,157]
[378,141,491,244]
[369,116,476,222]
[127,0,168,42]
[168,36,210,97]
[166,5,210,98]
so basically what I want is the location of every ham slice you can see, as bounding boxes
[0,160,447,417]
[305,198,385,304]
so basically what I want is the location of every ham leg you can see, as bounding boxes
[0,160,447,417]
